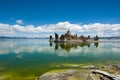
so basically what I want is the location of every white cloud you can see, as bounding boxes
[16,20,23,24]
[0,21,120,37]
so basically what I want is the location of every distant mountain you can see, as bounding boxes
[0,36,49,39]
[90,37,120,40]
[0,36,120,39]
[98,37,120,39]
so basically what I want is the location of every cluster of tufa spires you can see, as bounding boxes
[49,30,99,43]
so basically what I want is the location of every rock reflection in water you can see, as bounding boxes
[51,42,99,52]
[55,43,59,50]
[94,42,99,48]
[49,42,53,47]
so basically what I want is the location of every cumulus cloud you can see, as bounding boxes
[0,21,120,37]
[16,20,23,24]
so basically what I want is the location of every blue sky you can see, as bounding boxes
[0,0,120,25]
[0,0,120,37]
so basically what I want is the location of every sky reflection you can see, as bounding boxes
[0,39,120,57]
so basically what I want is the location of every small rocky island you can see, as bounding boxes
[49,30,99,43]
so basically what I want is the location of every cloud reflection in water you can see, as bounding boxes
[0,39,120,57]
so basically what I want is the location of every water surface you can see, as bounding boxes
[0,39,120,80]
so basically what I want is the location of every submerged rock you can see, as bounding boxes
[38,69,92,80]
[38,64,120,80]
[82,65,99,69]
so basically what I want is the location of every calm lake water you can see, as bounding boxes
[0,39,120,80]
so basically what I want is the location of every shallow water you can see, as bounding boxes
[0,39,120,80]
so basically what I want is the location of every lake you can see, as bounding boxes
[0,39,120,80]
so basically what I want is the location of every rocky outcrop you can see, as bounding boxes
[38,64,120,80]
[38,69,120,80]
[53,30,99,43]
[91,70,120,80]
[38,69,91,80]
[94,35,99,41]
[49,35,53,43]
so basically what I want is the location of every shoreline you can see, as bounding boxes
[39,64,120,80]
